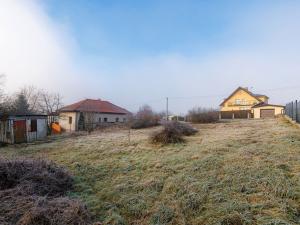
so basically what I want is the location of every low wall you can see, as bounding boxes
[220,110,252,119]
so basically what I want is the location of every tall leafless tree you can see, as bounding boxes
[38,91,63,114]
[0,74,5,99]
[18,86,63,114]
[19,86,41,113]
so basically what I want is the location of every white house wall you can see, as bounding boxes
[59,112,128,132]
[59,112,78,132]
[92,113,128,123]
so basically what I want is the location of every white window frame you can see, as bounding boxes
[235,99,242,105]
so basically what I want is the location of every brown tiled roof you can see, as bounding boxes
[59,99,130,114]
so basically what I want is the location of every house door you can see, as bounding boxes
[260,109,275,118]
[14,120,27,143]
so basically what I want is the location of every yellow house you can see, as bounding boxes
[220,87,284,119]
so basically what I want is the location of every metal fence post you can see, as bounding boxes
[292,101,294,120]
[296,100,298,122]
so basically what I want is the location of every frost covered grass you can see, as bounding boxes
[1,118,300,224]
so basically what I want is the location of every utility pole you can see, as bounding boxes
[166,97,169,121]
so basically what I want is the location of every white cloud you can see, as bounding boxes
[0,0,81,96]
[1,1,300,114]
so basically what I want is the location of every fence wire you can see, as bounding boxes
[286,100,300,123]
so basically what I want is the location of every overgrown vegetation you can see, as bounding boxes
[187,107,219,123]
[0,158,91,225]
[0,75,63,115]
[151,121,198,145]
[1,118,300,224]
[130,105,161,129]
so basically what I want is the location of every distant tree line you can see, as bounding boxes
[130,105,219,129]
[186,107,219,123]
[0,75,63,115]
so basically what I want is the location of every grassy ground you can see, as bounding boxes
[1,118,300,225]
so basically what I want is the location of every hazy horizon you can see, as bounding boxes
[1,0,300,114]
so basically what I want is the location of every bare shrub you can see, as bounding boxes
[151,121,197,145]
[187,107,219,124]
[131,105,160,129]
[0,158,92,225]
[165,121,198,136]
[0,158,73,196]
[151,127,184,145]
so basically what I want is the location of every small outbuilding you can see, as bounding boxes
[0,114,48,144]
[252,103,285,119]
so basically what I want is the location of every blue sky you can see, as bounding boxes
[44,1,235,57]
[1,0,300,113]
[43,0,260,60]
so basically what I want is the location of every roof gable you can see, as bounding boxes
[59,99,130,114]
[220,87,263,106]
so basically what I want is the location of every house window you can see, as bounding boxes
[99,117,101,123]
[235,99,242,105]
[104,118,107,122]
[31,119,37,132]
[69,117,72,124]
[123,118,126,122]
[116,117,119,122]
[241,99,248,105]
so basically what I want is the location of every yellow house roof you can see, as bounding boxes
[220,87,266,106]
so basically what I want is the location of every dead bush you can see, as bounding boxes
[0,158,92,225]
[0,158,73,196]
[164,121,198,136]
[187,107,219,123]
[151,127,184,145]
[151,121,197,145]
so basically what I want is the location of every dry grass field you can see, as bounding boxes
[1,118,300,225]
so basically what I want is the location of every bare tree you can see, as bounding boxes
[38,91,63,114]
[17,86,63,114]
[0,74,13,114]
[19,86,41,113]
[0,74,5,100]
[131,105,160,129]
[84,112,95,134]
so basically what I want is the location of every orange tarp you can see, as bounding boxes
[51,123,61,134]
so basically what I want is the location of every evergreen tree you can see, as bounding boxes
[13,93,31,114]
